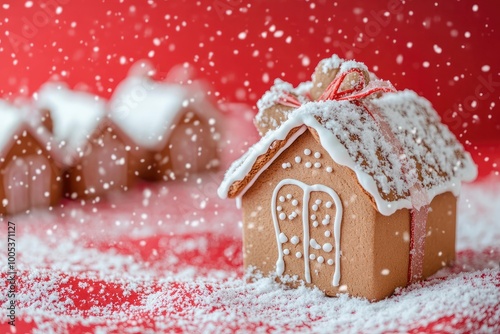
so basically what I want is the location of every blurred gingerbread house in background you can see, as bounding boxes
[218,55,477,301]
[0,101,62,215]
[34,83,139,200]
[0,61,222,217]
[109,65,221,182]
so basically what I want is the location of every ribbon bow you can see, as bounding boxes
[278,68,396,109]
[318,68,396,101]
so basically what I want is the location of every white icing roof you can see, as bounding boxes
[109,76,189,150]
[34,82,106,157]
[218,90,477,216]
[0,101,24,153]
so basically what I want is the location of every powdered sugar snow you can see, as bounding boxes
[0,100,498,334]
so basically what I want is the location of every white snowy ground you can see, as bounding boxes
[0,175,498,334]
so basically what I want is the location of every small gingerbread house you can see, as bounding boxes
[34,83,138,199]
[218,56,477,301]
[109,70,220,181]
[0,101,62,216]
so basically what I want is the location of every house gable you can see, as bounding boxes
[0,127,62,215]
[241,129,381,298]
[63,120,136,199]
[152,107,220,180]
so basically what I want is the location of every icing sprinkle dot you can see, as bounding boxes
[323,243,333,252]
[312,221,319,227]
[295,156,302,163]
[304,149,311,155]
[311,214,316,220]
[326,201,332,208]
[305,162,312,168]
[317,256,325,264]
[326,167,333,173]
[312,204,318,211]
[327,259,334,265]
[315,199,322,205]
[381,269,390,275]
[310,239,321,250]
[324,231,331,237]
[286,194,292,199]
[314,162,321,168]
[322,218,329,225]
[309,254,316,260]
[278,232,288,243]
[279,196,285,202]
[277,206,282,211]
[281,162,291,169]
[292,199,298,206]
[279,213,286,220]
[291,236,300,245]
[314,152,321,158]
[283,248,290,255]
[296,252,302,258]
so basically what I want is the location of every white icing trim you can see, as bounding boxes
[232,126,307,208]
[271,179,343,287]
[218,96,477,215]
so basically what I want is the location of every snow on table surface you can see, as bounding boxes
[0,106,499,334]
[1,177,499,334]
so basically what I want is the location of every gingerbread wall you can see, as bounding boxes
[242,129,383,299]
[63,123,137,199]
[0,129,62,215]
[143,109,219,181]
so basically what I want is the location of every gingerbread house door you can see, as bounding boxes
[271,178,343,287]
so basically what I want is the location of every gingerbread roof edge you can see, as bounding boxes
[218,90,477,216]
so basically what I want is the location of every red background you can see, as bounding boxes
[0,0,498,176]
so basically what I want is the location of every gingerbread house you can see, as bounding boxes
[109,70,220,181]
[218,56,477,301]
[34,83,138,199]
[0,101,62,216]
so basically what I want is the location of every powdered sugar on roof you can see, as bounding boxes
[0,100,24,152]
[219,91,477,215]
[109,75,188,150]
[35,82,106,155]
[321,54,343,73]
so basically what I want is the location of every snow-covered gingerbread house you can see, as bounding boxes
[0,101,62,215]
[35,83,138,199]
[109,68,220,181]
[218,55,477,301]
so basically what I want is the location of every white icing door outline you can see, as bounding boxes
[271,178,343,286]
